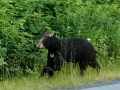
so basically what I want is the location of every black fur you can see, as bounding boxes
[37,31,101,77]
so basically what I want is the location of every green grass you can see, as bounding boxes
[0,61,120,90]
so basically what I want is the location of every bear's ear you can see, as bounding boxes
[49,32,56,37]
[42,30,47,35]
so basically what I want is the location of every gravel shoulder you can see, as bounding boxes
[54,79,120,90]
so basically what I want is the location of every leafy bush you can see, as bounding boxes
[0,0,120,80]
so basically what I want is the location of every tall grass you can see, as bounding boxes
[1,60,120,90]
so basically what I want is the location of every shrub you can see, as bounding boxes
[0,0,120,79]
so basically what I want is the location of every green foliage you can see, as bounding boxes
[0,0,120,80]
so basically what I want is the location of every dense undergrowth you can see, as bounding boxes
[0,0,120,89]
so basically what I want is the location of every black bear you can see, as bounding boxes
[36,30,101,77]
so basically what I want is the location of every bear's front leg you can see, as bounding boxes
[41,66,54,77]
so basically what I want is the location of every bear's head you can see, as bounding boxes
[36,30,56,49]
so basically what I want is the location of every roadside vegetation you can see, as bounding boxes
[0,0,120,90]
